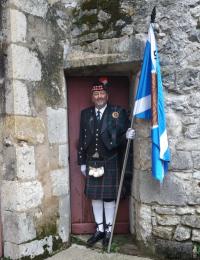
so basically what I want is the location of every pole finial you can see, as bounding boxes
[151,6,156,23]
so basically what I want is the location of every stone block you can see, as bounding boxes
[166,112,182,137]
[193,171,200,179]
[136,204,152,243]
[136,170,187,206]
[134,138,151,170]
[64,37,143,69]
[156,215,180,226]
[176,207,195,215]
[192,151,200,169]
[59,144,68,167]
[4,116,45,144]
[3,146,16,181]
[174,226,191,241]
[2,181,44,211]
[16,143,36,180]
[10,0,48,18]
[4,236,53,260]
[58,195,70,242]
[153,206,176,215]
[3,211,36,244]
[8,44,41,81]
[51,168,69,196]
[97,10,111,22]
[176,139,200,151]
[182,215,200,228]
[13,80,31,115]
[47,107,67,144]
[192,229,200,242]
[9,9,26,42]
[155,239,193,260]
[188,193,200,205]
[170,151,193,170]
[153,226,173,240]
[35,144,50,175]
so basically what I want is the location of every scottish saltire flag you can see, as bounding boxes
[133,24,170,182]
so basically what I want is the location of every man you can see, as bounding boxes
[78,77,135,247]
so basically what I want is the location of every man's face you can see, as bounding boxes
[92,90,108,109]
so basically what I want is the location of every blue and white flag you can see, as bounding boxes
[133,24,170,182]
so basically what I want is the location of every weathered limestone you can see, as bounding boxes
[10,0,48,18]
[174,226,191,241]
[13,80,31,115]
[4,236,53,260]
[2,181,44,211]
[156,215,181,226]
[50,169,69,196]
[153,226,173,240]
[3,211,36,244]
[59,144,68,167]
[192,229,200,242]
[4,116,45,144]
[47,107,67,144]
[16,143,36,180]
[58,195,70,242]
[9,9,27,43]
[7,45,42,81]
[136,204,152,243]
[181,215,200,228]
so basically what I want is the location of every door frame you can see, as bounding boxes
[65,63,138,236]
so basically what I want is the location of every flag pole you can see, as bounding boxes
[107,7,156,253]
[107,73,139,253]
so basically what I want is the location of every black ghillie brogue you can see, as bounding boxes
[87,223,105,247]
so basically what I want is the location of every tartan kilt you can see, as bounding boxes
[85,154,120,200]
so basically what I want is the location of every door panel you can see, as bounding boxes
[67,76,130,234]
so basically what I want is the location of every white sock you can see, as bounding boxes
[104,201,116,232]
[92,200,104,232]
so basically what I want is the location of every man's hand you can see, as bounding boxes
[81,164,86,176]
[126,128,135,140]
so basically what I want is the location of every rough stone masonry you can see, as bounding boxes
[0,0,200,259]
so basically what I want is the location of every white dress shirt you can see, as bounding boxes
[95,104,107,120]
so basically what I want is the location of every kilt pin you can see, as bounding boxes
[78,104,132,200]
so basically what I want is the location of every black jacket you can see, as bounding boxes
[78,104,130,165]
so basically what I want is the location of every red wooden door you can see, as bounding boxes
[67,76,130,234]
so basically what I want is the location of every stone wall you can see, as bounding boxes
[1,0,70,259]
[1,0,200,259]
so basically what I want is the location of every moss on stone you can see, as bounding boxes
[81,0,97,10]
[77,14,98,26]
[18,235,68,260]
[73,0,133,41]
[36,221,57,240]
[52,236,65,252]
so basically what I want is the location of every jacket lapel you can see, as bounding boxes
[101,105,109,134]
[88,107,95,134]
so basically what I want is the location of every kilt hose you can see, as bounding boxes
[85,154,120,200]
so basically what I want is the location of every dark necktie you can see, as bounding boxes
[96,110,101,121]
